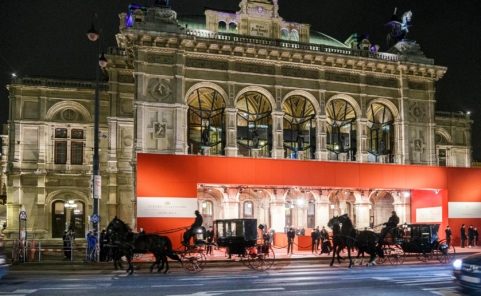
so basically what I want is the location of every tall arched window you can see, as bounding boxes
[236,92,272,157]
[282,96,316,159]
[201,200,214,227]
[228,22,237,32]
[326,99,357,160]
[218,21,227,31]
[285,200,293,229]
[367,103,394,163]
[187,88,226,155]
[307,200,315,228]
[435,131,450,167]
[243,201,254,218]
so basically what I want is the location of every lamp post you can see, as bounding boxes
[86,21,107,262]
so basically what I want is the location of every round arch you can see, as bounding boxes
[326,94,362,118]
[235,86,276,110]
[282,90,320,114]
[435,128,453,145]
[366,98,400,121]
[46,101,92,122]
[184,82,229,105]
[46,190,89,239]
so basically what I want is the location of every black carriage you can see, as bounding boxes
[179,225,209,273]
[214,218,275,271]
[378,223,455,264]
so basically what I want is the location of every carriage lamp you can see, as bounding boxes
[453,259,463,271]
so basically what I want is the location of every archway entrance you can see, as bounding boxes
[371,191,395,227]
[51,200,85,238]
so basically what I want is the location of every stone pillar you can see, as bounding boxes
[394,120,403,164]
[393,191,411,224]
[269,189,287,233]
[314,190,330,228]
[224,108,238,157]
[271,111,284,159]
[357,117,368,162]
[222,188,240,219]
[315,115,328,160]
[354,191,371,229]
[175,105,189,154]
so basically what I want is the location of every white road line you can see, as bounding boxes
[152,284,205,288]
[0,290,37,295]
[165,287,284,296]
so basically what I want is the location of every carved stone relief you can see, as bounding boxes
[148,78,173,102]
[408,102,427,122]
[152,122,167,139]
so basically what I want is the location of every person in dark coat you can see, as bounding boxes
[311,227,320,253]
[460,224,467,248]
[62,231,71,260]
[206,226,214,255]
[445,225,452,247]
[475,227,479,247]
[380,211,400,243]
[287,227,295,254]
[468,225,475,248]
[183,210,203,246]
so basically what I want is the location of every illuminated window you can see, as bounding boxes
[243,201,254,218]
[367,103,394,163]
[187,88,226,155]
[282,96,316,159]
[236,92,272,157]
[326,99,357,161]
[54,127,85,165]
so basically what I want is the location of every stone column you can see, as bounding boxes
[269,189,287,233]
[313,190,330,228]
[354,191,371,229]
[224,108,238,157]
[271,111,285,159]
[222,188,240,219]
[357,117,368,162]
[315,115,328,160]
[394,120,403,164]
[174,105,189,154]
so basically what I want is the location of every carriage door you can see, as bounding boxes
[201,200,213,227]
[52,201,66,238]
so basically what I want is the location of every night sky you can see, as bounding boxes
[1,0,480,160]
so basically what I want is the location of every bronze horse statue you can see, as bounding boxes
[106,217,182,274]
[328,214,383,268]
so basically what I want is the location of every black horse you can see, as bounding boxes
[106,217,182,274]
[328,214,383,268]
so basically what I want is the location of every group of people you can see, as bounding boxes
[309,226,330,254]
[450,224,479,248]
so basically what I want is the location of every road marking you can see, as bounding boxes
[152,284,205,288]
[423,287,462,296]
[165,287,284,296]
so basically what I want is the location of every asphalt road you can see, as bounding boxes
[0,261,467,296]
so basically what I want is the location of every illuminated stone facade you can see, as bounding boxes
[3,0,472,238]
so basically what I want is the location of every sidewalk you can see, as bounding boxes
[9,245,480,271]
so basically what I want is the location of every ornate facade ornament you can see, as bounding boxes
[148,78,172,102]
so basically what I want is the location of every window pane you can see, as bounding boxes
[55,128,67,138]
[244,201,253,217]
[202,201,213,215]
[71,142,83,165]
[71,129,84,139]
[55,141,67,164]
[54,202,65,215]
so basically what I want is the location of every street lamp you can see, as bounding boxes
[86,20,107,261]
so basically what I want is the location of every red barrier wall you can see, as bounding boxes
[137,154,481,248]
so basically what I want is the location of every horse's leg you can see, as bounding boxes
[163,255,169,274]
[347,242,353,268]
[330,244,336,266]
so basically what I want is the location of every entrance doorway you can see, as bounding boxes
[51,200,85,238]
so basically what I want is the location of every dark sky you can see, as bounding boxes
[1,0,480,159]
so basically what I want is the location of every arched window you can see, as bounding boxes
[228,22,237,32]
[218,21,227,31]
[236,92,272,157]
[201,200,214,227]
[282,96,316,159]
[367,103,394,163]
[187,88,226,155]
[243,201,254,218]
[326,99,357,160]
[281,28,289,40]
[435,131,450,166]
[290,29,299,42]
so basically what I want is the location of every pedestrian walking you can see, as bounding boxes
[287,227,295,254]
[460,224,467,248]
[468,225,475,248]
[99,229,109,262]
[445,225,452,247]
[62,231,71,260]
[87,230,98,261]
[311,227,319,253]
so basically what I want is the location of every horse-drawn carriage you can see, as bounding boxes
[214,218,275,271]
[378,223,456,265]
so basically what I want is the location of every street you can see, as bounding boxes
[0,261,465,296]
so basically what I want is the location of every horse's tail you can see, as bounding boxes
[162,236,182,263]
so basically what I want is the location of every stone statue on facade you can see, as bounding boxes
[386,8,413,49]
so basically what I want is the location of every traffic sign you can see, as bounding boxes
[90,214,100,224]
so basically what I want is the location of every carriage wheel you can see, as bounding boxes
[438,243,456,264]
[181,250,206,273]
[387,245,405,265]
[377,246,390,265]
[246,245,275,271]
